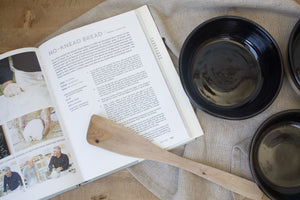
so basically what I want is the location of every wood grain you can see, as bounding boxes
[0,0,101,53]
[0,1,158,199]
[50,170,158,200]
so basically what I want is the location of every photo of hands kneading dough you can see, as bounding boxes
[2,107,63,153]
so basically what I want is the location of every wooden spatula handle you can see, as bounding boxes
[87,115,265,200]
[161,151,264,200]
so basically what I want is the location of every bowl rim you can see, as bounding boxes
[249,109,300,199]
[287,19,300,94]
[179,15,283,120]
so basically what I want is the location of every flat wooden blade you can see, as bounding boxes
[86,114,166,160]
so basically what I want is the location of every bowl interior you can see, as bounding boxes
[288,19,300,93]
[179,16,283,120]
[250,110,300,199]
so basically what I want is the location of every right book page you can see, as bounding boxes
[38,5,203,182]
[135,6,203,144]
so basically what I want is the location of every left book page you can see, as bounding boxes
[0,48,82,200]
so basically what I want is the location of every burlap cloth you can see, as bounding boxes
[42,1,300,199]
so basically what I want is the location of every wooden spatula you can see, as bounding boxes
[87,114,266,200]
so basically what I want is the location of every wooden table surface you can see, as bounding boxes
[0,1,159,199]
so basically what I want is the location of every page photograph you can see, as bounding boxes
[0,49,53,124]
[0,160,24,197]
[0,140,78,199]
[2,107,63,153]
[0,127,10,160]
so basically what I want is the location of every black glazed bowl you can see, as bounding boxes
[249,110,300,200]
[179,16,283,120]
[287,19,300,95]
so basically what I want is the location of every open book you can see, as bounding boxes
[0,5,203,199]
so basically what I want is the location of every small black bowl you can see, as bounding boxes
[287,19,300,95]
[250,110,300,200]
[179,16,283,120]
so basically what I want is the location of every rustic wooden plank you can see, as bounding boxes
[0,1,159,199]
[0,0,102,53]
[49,169,158,200]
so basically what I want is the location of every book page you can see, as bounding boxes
[38,6,198,181]
[135,6,203,141]
[0,48,82,199]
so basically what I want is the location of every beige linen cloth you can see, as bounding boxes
[42,1,300,199]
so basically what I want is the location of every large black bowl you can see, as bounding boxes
[287,19,300,95]
[179,16,283,120]
[250,110,300,200]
